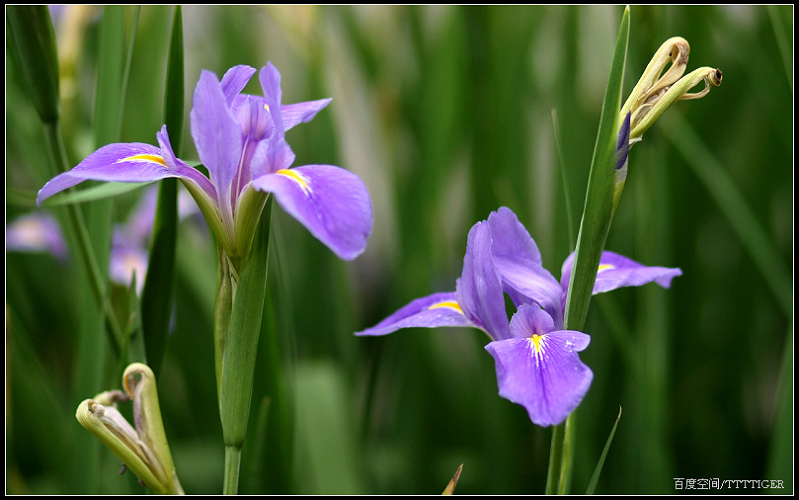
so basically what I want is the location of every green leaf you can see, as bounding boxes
[141,6,184,379]
[586,407,622,494]
[40,181,153,207]
[218,198,272,493]
[563,6,629,332]
[547,7,629,496]
[6,5,60,124]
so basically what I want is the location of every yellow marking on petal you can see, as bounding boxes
[598,264,615,273]
[531,334,544,354]
[427,301,464,315]
[118,154,167,167]
[275,168,310,192]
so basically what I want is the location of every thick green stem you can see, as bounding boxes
[224,445,242,495]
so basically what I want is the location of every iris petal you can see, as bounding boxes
[37,142,173,205]
[455,221,511,341]
[486,304,593,427]
[560,250,682,296]
[282,98,332,131]
[251,164,372,261]
[190,70,242,215]
[354,292,473,336]
[487,207,564,326]
[220,65,256,107]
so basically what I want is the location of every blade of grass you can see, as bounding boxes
[585,407,622,494]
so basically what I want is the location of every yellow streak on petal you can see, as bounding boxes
[119,154,167,167]
[427,301,464,315]
[531,334,544,354]
[275,168,310,192]
[598,264,615,273]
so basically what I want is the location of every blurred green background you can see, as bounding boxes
[6,5,793,495]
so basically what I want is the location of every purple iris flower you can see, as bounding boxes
[37,63,372,262]
[356,207,681,426]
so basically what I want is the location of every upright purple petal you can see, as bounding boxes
[190,70,242,213]
[37,142,174,205]
[259,63,284,132]
[488,207,543,265]
[251,164,372,261]
[485,304,593,427]
[220,65,256,106]
[455,221,511,341]
[354,292,474,336]
[487,207,564,325]
[560,250,682,296]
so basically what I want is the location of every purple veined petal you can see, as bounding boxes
[250,164,372,261]
[282,98,332,131]
[190,70,242,218]
[37,142,177,205]
[455,221,511,341]
[485,303,593,427]
[560,250,683,296]
[220,65,256,107]
[354,292,475,336]
[486,207,564,326]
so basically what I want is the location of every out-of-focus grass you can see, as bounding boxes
[6,5,792,494]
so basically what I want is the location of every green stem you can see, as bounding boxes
[558,414,575,494]
[224,445,242,495]
[545,423,565,494]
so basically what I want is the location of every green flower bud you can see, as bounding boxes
[75,363,184,494]
[621,36,722,141]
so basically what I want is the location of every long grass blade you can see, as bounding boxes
[585,407,622,494]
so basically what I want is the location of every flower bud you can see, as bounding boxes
[621,36,722,141]
[75,363,183,494]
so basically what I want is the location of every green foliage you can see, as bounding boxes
[5,5,792,495]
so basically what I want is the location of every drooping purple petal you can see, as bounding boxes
[485,304,593,427]
[282,98,332,131]
[560,250,682,297]
[190,70,242,214]
[37,142,176,205]
[354,292,474,336]
[250,164,372,261]
[220,65,256,107]
[487,207,564,325]
[455,221,511,341]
